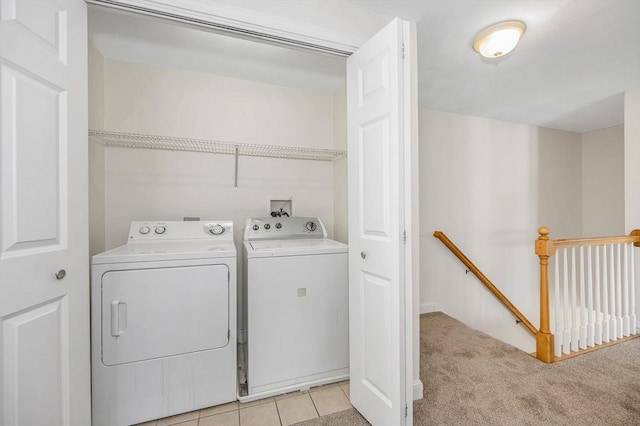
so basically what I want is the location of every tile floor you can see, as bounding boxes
[135,381,351,426]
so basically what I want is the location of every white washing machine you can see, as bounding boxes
[91,221,237,426]
[242,217,348,399]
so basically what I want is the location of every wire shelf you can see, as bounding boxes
[89,130,347,161]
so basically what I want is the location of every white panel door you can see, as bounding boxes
[0,1,90,425]
[347,18,413,426]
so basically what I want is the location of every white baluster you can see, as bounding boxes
[631,244,637,335]
[571,247,579,352]
[609,244,617,340]
[623,243,630,336]
[594,246,602,345]
[554,255,562,357]
[563,248,571,354]
[602,245,610,343]
[587,245,595,347]
[579,246,587,349]
[615,244,623,338]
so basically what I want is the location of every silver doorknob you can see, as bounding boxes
[55,269,66,280]
[361,252,367,259]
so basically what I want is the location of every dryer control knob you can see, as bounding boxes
[275,223,282,229]
[252,224,260,231]
[208,224,225,235]
[305,221,317,232]
[155,226,167,235]
[139,226,151,235]
[264,224,271,230]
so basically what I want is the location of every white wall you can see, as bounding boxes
[419,108,582,352]
[88,43,106,257]
[624,88,640,232]
[581,125,624,236]
[101,58,337,249]
[537,127,583,238]
[624,87,640,330]
[333,83,348,244]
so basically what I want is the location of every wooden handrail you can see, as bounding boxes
[433,231,538,336]
[540,232,640,255]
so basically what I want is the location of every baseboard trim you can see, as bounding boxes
[420,303,437,314]
[412,379,424,400]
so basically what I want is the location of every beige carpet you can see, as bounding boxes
[296,312,640,425]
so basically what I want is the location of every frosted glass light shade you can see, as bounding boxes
[472,21,526,58]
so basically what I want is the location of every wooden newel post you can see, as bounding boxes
[535,226,554,363]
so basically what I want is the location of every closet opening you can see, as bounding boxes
[87,2,349,418]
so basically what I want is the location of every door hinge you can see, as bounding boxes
[405,403,408,417]
[403,230,407,244]
[401,43,405,59]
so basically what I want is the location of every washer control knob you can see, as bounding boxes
[305,221,317,232]
[252,224,259,231]
[139,226,151,235]
[264,223,271,230]
[208,224,225,235]
[275,223,282,229]
[154,226,167,235]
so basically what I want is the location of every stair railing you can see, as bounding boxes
[433,231,537,336]
[536,227,640,362]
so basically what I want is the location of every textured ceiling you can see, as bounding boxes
[350,0,640,133]
[88,0,640,133]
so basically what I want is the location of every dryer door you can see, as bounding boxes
[101,264,229,366]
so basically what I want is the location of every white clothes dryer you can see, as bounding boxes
[242,217,348,400]
[91,221,237,426]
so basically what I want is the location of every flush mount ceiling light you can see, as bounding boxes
[472,20,526,58]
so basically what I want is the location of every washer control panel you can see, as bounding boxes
[128,220,233,241]
[244,217,327,241]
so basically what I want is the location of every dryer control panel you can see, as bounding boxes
[244,217,327,241]
[128,221,234,241]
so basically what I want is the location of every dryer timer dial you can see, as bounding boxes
[208,224,225,235]
[305,221,317,232]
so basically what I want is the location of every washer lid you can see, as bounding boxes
[246,238,347,258]
[92,240,237,264]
